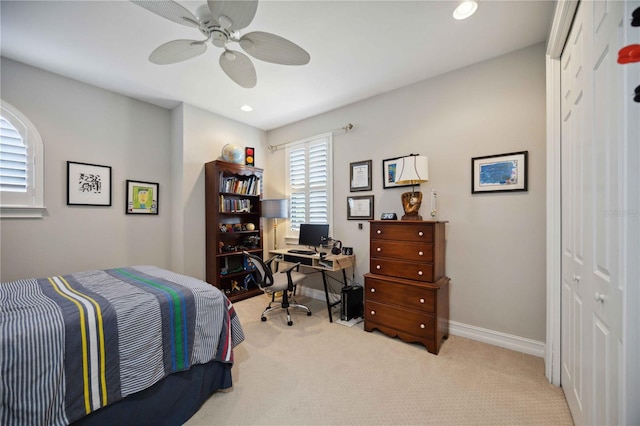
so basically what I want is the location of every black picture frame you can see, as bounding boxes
[471,151,528,194]
[347,195,374,220]
[382,156,414,189]
[67,161,112,206]
[126,180,159,214]
[350,160,372,192]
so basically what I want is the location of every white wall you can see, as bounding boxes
[0,57,172,281]
[172,103,267,280]
[266,43,547,342]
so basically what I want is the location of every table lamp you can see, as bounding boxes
[262,199,289,249]
[395,154,429,220]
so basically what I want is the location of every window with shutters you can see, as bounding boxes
[0,101,45,218]
[285,133,333,240]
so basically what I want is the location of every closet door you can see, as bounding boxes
[561,1,625,424]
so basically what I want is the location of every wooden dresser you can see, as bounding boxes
[364,220,449,354]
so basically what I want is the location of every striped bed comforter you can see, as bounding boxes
[0,266,245,426]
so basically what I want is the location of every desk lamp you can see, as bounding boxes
[395,154,429,221]
[262,199,288,249]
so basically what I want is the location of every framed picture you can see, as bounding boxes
[347,195,374,220]
[126,180,159,214]
[350,160,372,192]
[471,151,528,194]
[67,161,112,206]
[382,156,413,189]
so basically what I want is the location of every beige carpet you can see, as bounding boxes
[185,294,573,425]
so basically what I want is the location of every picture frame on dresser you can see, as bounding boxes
[471,151,528,194]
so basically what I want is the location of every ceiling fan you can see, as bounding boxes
[131,0,311,88]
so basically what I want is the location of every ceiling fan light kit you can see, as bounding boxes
[132,0,310,88]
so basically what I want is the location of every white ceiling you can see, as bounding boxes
[0,0,555,131]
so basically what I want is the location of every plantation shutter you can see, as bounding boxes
[0,116,28,193]
[288,136,330,232]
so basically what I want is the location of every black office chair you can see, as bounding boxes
[242,251,312,326]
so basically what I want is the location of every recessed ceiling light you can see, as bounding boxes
[453,0,478,20]
[240,105,253,112]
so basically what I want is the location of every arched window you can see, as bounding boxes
[0,101,45,218]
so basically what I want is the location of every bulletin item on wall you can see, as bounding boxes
[245,147,255,166]
[347,195,374,220]
[126,180,159,214]
[67,161,112,206]
[350,160,372,192]
[471,151,528,194]
[382,156,414,189]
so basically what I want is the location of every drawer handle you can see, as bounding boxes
[418,231,424,237]
[376,265,381,270]
[420,324,426,329]
[370,288,376,293]
[418,271,423,276]
[376,230,382,234]
[418,251,424,256]
[419,298,425,304]
[376,247,381,252]
[371,310,376,315]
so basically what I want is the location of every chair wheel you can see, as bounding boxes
[261,316,267,322]
[307,312,312,316]
[287,321,293,326]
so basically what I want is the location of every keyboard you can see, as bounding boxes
[288,249,316,255]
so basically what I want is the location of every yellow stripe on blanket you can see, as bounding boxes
[48,276,108,413]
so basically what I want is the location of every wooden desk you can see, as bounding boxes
[269,249,355,322]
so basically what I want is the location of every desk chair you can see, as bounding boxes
[242,252,312,326]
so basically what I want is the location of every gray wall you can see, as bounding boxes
[265,43,547,342]
[1,43,547,344]
[0,57,172,281]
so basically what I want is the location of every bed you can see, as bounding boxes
[0,265,245,426]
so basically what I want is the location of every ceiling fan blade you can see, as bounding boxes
[239,31,310,65]
[207,0,258,31]
[219,50,257,88]
[149,40,207,65]
[131,1,199,28]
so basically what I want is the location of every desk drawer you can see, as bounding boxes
[365,276,436,314]
[370,240,433,262]
[371,223,434,242]
[370,258,433,282]
[365,300,435,340]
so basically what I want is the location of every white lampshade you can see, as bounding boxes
[262,199,289,218]
[395,155,429,185]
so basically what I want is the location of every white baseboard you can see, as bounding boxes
[448,320,545,358]
[299,286,545,358]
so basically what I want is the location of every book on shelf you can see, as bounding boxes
[219,173,260,195]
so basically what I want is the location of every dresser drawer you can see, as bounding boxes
[365,276,436,314]
[370,240,433,262]
[370,258,433,282]
[365,300,435,340]
[371,222,434,242]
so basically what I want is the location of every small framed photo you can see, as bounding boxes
[471,151,528,194]
[382,156,413,189]
[347,195,374,220]
[350,160,372,192]
[67,161,112,206]
[126,180,159,214]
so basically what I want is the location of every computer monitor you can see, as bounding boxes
[298,224,329,248]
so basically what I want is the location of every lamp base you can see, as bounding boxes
[401,191,423,221]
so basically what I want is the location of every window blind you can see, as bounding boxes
[0,116,28,193]
[288,137,330,232]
